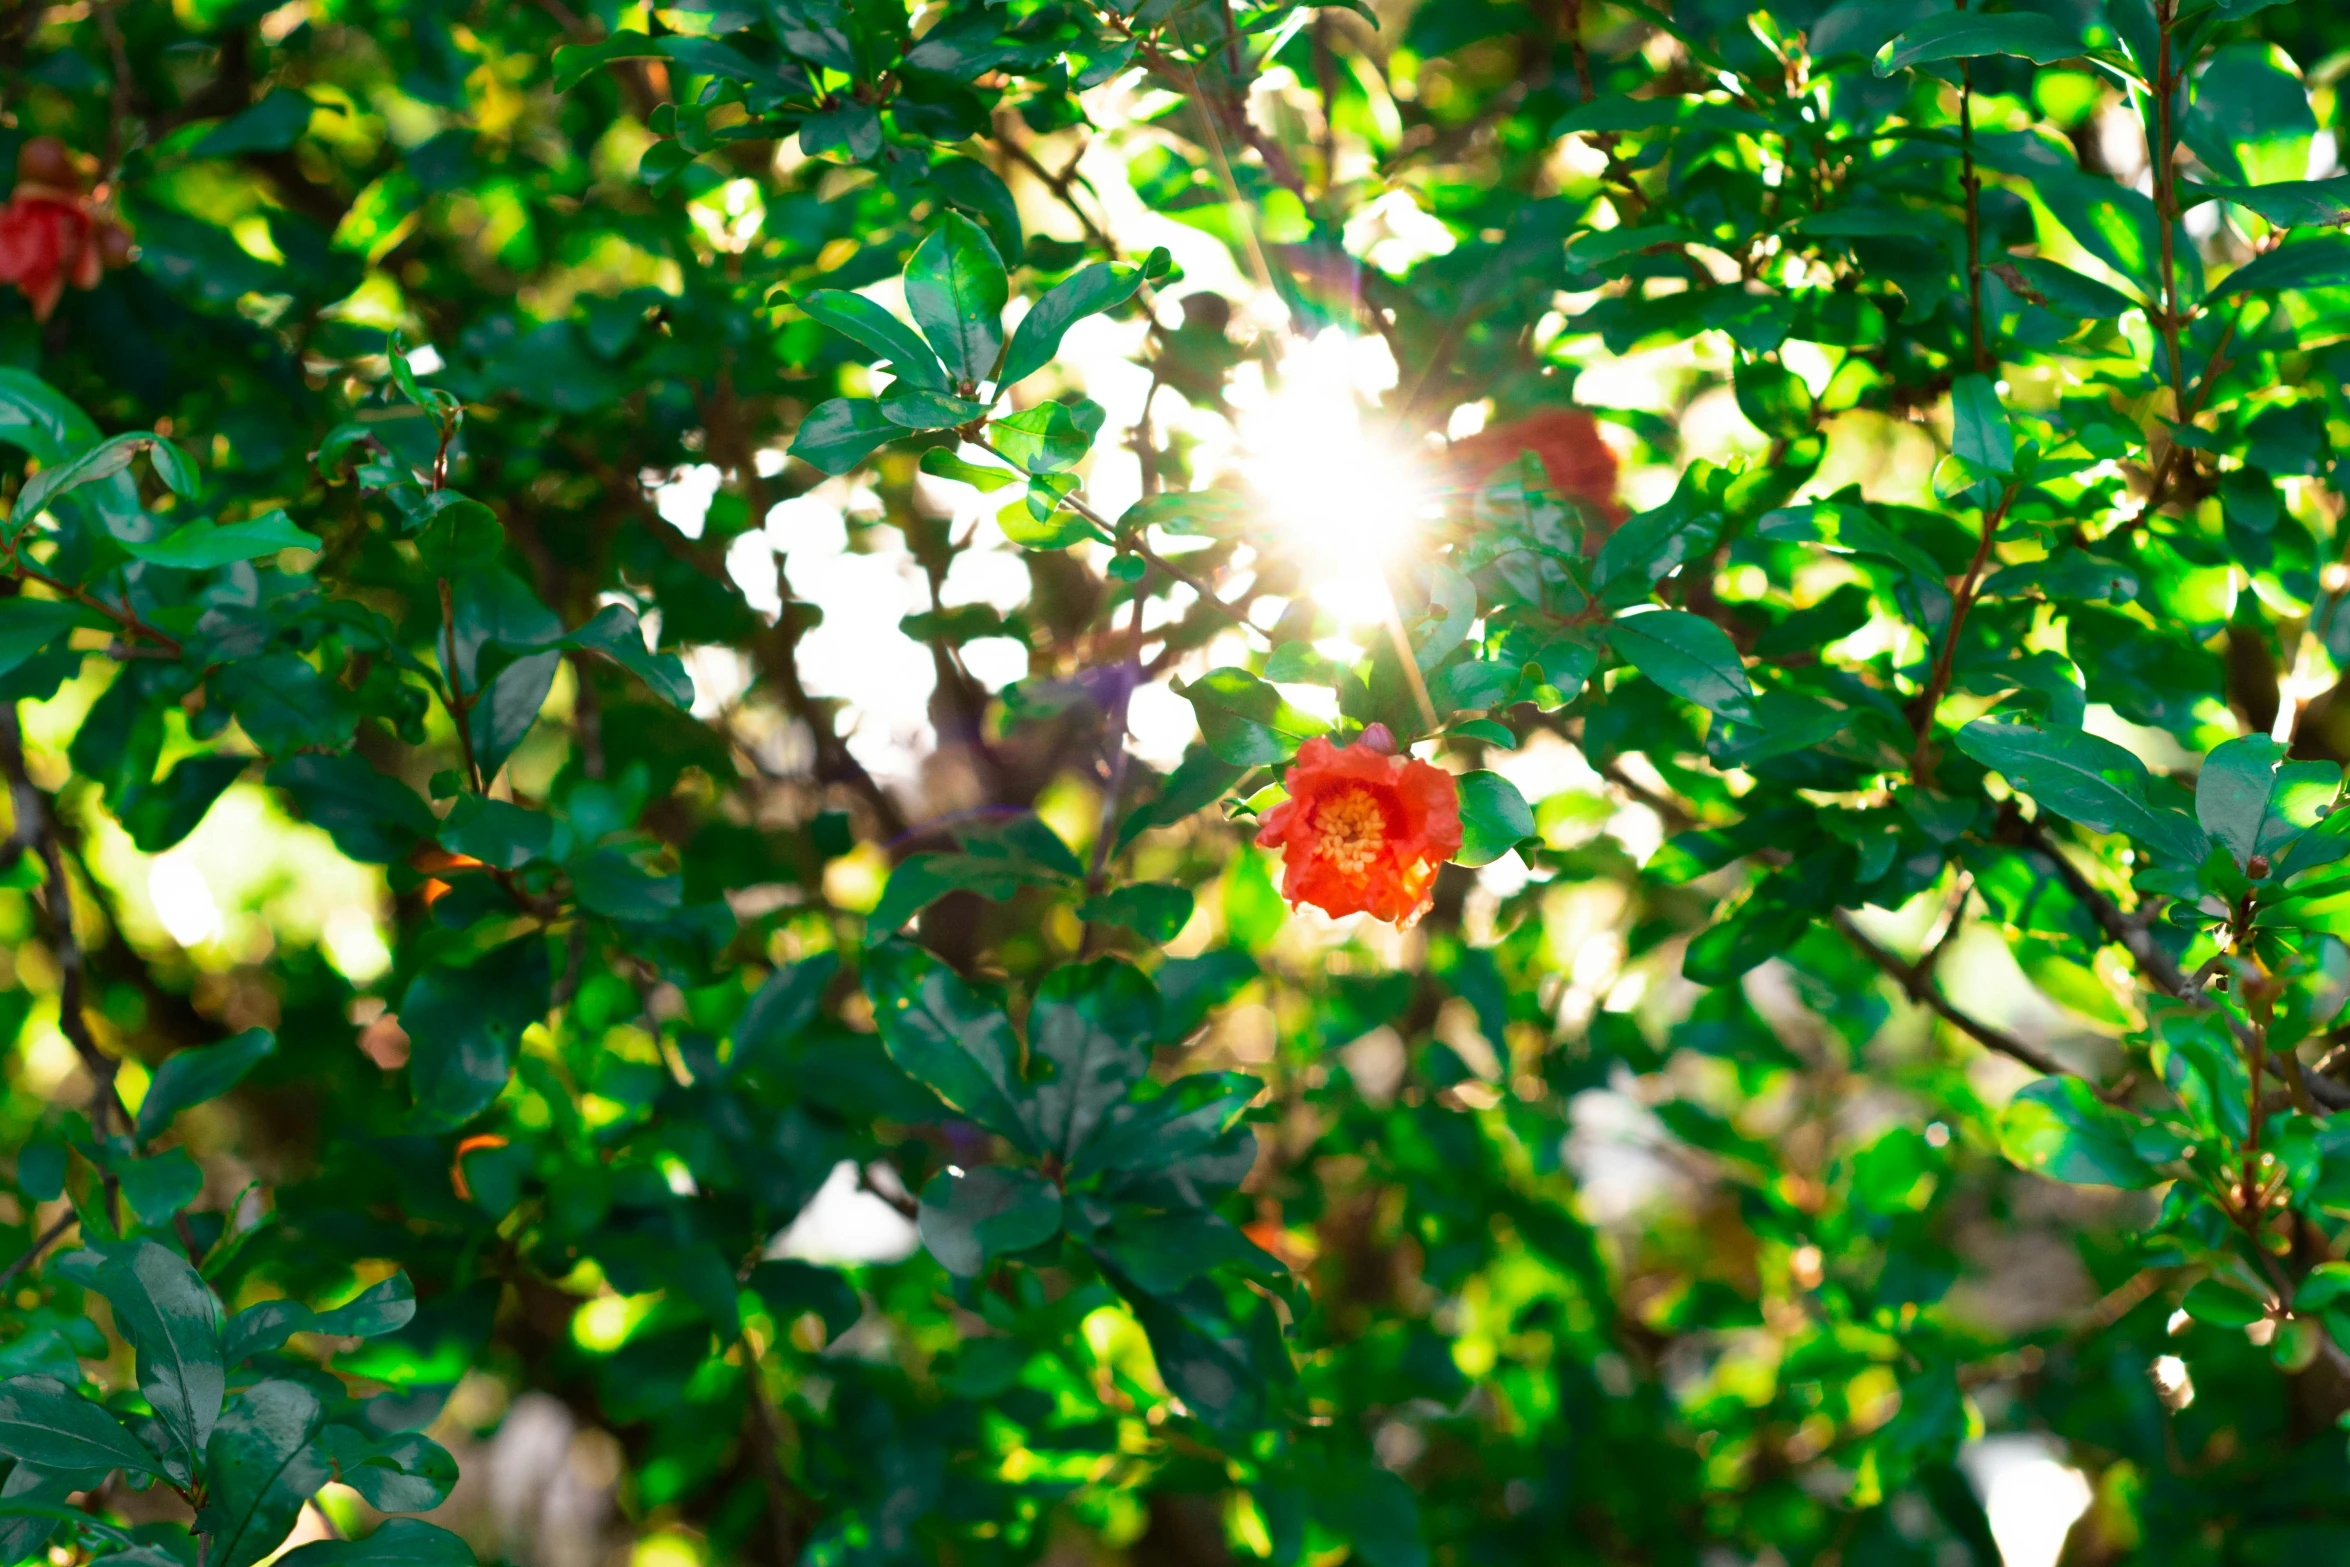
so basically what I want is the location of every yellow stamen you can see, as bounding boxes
[1315,787,1387,876]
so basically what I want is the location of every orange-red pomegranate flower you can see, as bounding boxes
[0,139,131,323]
[1255,725,1463,926]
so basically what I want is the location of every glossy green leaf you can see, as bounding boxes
[795,290,952,393]
[135,1029,275,1144]
[276,1520,476,1567]
[1606,611,1754,718]
[1999,1077,2160,1188]
[917,1166,1062,1277]
[998,258,1153,389]
[1453,771,1534,867]
[2212,233,2350,296]
[1955,719,2210,864]
[0,1377,170,1480]
[1875,11,2083,73]
[126,511,319,569]
[865,943,1037,1150]
[904,214,1009,387]
[401,939,550,1125]
[196,1381,329,1567]
[85,1243,223,1477]
[788,397,899,475]
[1177,667,1332,767]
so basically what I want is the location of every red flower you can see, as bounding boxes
[1254,724,1463,926]
[0,139,131,323]
[1443,406,1625,533]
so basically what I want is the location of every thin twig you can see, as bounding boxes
[1,706,127,1138]
[0,1212,75,1291]
[2017,818,2190,998]
[1832,911,2086,1084]
[1909,482,2017,782]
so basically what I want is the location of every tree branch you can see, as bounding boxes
[1832,910,2086,1084]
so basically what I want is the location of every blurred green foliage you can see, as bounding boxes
[2,0,2350,1564]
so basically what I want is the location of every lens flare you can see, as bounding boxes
[1239,328,1434,625]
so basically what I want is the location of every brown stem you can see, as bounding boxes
[1832,911,2087,1084]
[438,578,486,793]
[1909,483,2017,783]
[2016,816,2190,997]
[1959,49,1989,373]
[0,1212,74,1290]
[2152,3,2191,429]
[3,554,183,656]
[0,706,126,1137]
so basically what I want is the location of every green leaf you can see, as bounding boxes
[1755,499,1943,579]
[212,653,357,756]
[989,402,1095,475]
[1093,1209,1286,1295]
[2184,178,2350,230]
[1117,747,1249,854]
[2198,733,2288,869]
[116,1150,205,1227]
[12,432,184,530]
[2182,1278,2267,1328]
[196,1381,329,1567]
[795,290,951,393]
[220,1302,314,1366]
[998,258,1153,389]
[2000,1077,2159,1187]
[276,1520,475,1567]
[800,101,881,162]
[1949,373,2014,475]
[919,448,1020,491]
[1606,611,1754,718]
[1998,256,2139,318]
[1028,959,1157,1163]
[2212,233,2350,297]
[867,851,1067,934]
[929,155,1025,267]
[266,755,435,864]
[1732,359,1815,439]
[1453,771,1534,868]
[1875,10,2083,73]
[85,1243,223,1479]
[401,938,550,1125]
[917,1166,1063,1277]
[1954,719,2211,864]
[1078,882,1196,943]
[135,1029,274,1145]
[1177,667,1332,767]
[1590,471,1723,607]
[788,398,899,476]
[0,600,98,679]
[126,511,318,569]
[318,1426,456,1514]
[864,943,1038,1150]
[559,603,694,710]
[1126,1278,1287,1432]
[904,213,1009,387]
[551,31,663,91]
[1121,489,1251,538]
[568,847,684,922]
[123,755,247,855]
[194,89,317,157]
[312,1274,416,1338]
[0,1376,170,1480]
[881,390,989,430]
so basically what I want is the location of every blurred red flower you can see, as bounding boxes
[1444,406,1625,529]
[0,139,132,323]
[1255,724,1462,926]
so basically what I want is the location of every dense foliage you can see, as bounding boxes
[7,0,2350,1562]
